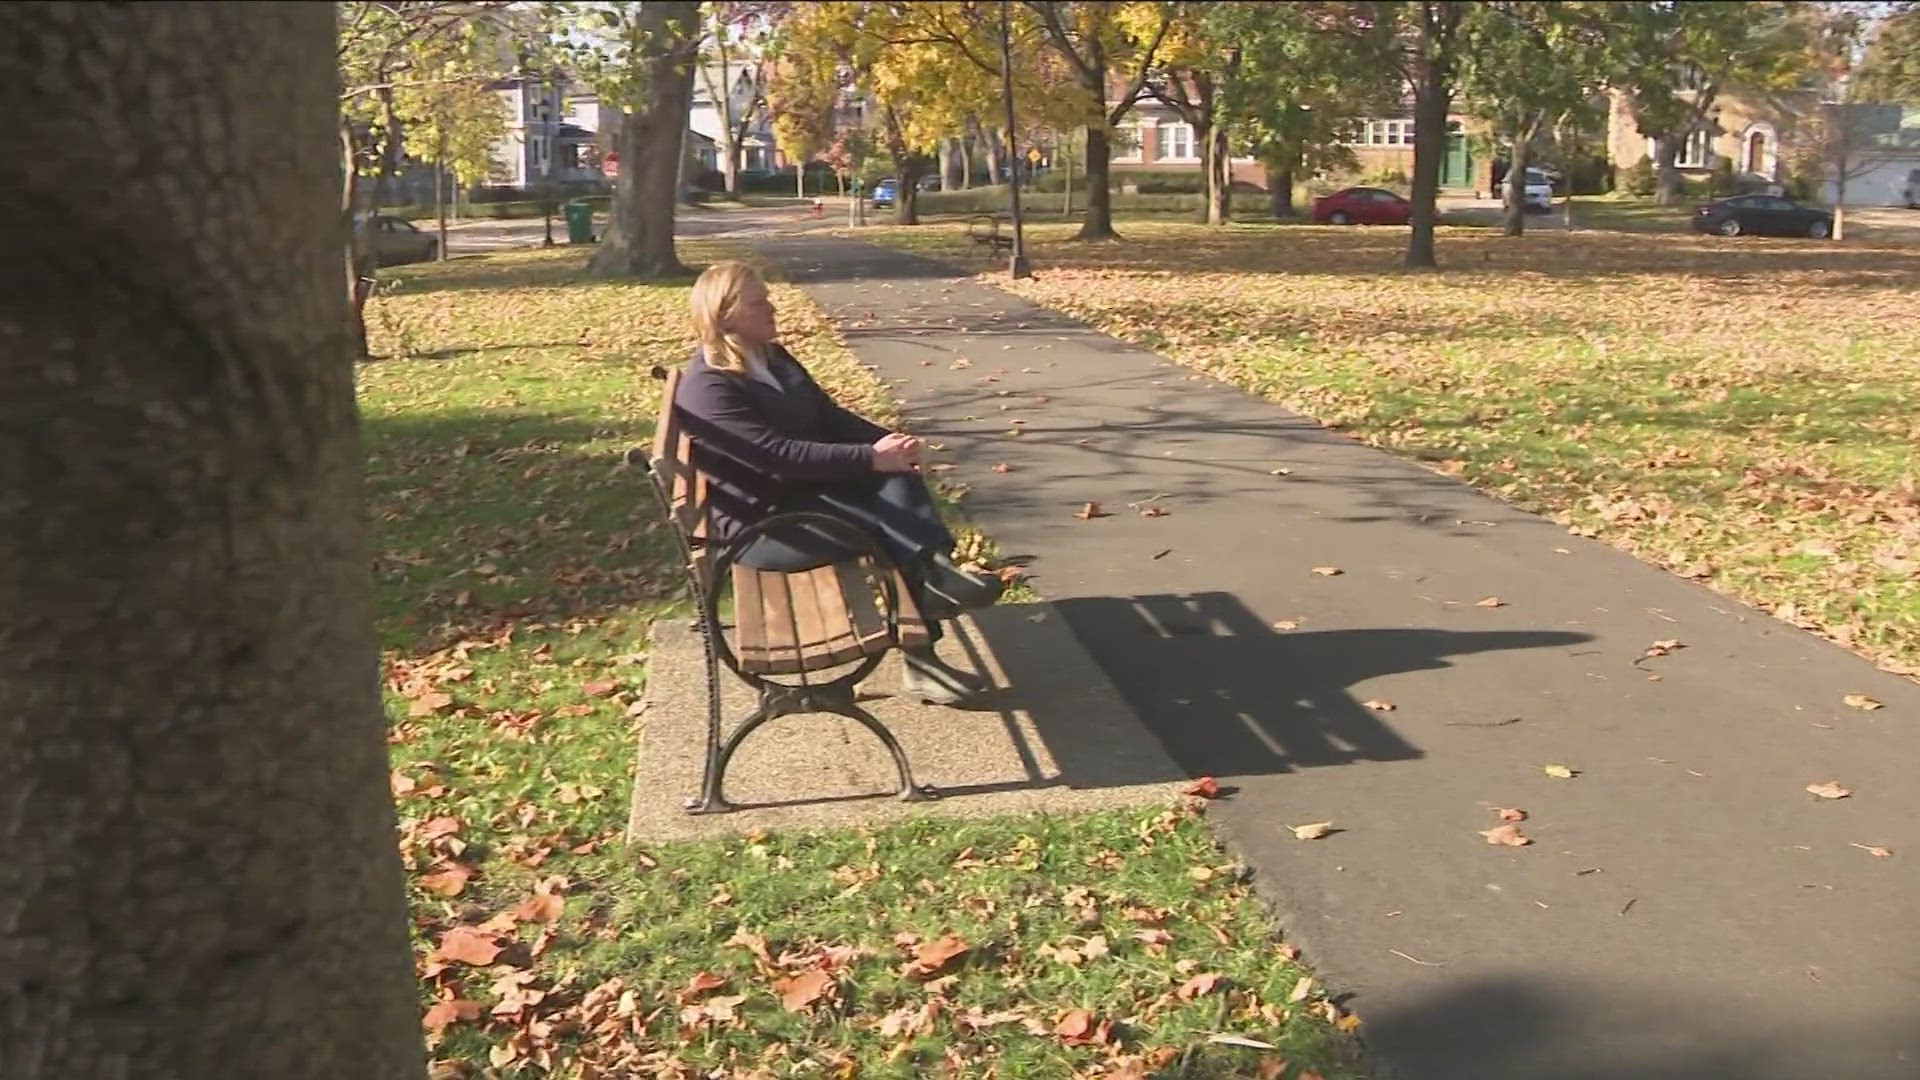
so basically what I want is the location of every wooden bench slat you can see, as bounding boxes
[731,565,769,670]
[786,564,838,668]
[798,565,868,665]
[755,571,804,674]
[833,559,895,656]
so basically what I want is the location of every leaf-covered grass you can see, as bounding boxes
[363,245,1353,1078]
[857,220,1920,678]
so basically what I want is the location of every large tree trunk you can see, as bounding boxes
[1207,124,1232,225]
[893,161,919,225]
[1652,137,1683,206]
[1079,123,1118,240]
[1263,148,1297,217]
[341,122,374,359]
[1406,67,1449,268]
[1503,120,1531,238]
[2,5,426,1079]
[591,1,699,278]
[937,137,956,191]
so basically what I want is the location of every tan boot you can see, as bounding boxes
[900,647,984,707]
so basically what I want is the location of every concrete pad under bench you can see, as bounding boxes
[626,602,1189,842]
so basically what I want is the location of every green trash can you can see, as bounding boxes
[563,200,596,244]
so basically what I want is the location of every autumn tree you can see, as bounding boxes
[1788,4,1908,240]
[1375,0,1470,268]
[1209,1,1398,219]
[4,3,426,1078]
[1857,2,1920,104]
[564,1,702,277]
[1139,2,1235,224]
[1619,1,1817,206]
[1027,0,1178,240]
[394,41,512,259]
[340,1,514,353]
[767,24,839,196]
[1459,2,1617,236]
[699,2,786,198]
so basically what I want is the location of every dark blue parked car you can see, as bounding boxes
[871,178,896,208]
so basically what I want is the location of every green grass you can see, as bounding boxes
[363,245,1352,1077]
[855,219,1920,679]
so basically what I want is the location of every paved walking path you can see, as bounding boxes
[755,235,1920,1080]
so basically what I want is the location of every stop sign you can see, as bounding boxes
[601,150,619,178]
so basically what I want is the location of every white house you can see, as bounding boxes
[689,62,775,174]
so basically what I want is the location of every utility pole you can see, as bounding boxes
[998,0,1031,279]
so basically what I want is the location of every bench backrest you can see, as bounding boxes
[649,366,710,548]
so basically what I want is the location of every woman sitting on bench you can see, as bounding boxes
[672,261,1004,707]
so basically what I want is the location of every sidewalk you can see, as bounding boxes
[754,235,1920,1080]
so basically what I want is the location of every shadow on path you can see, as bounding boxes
[1055,592,1592,779]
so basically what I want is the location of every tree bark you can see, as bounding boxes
[1262,145,1298,218]
[1503,118,1533,238]
[341,122,374,359]
[1652,136,1682,206]
[983,126,1002,188]
[2,4,426,1079]
[591,2,699,278]
[1207,124,1232,225]
[1404,1,1460,268]
[1406,58,1450,266]
[1079,123,1119,240]
[434,151,449,261]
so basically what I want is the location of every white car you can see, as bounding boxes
[1503,167,1555,212]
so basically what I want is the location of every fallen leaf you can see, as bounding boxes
[775,968,834,1012]
[1288,975,1316,1003]
[580,679,619,698]
[992,462,1012,473]
[1176,971,1223,1000]
[1272,619,1300,631]
[1054,1008,1094,1040]
[433,926,501,967]
[682,971,728,998]
[1362,699,1396,712]
[1851,843,1893,858]
[1139,504,1168,517]
[903,935,970,981]
[1075,502,1108,520]
[418,863,473,898]
[1311,566,1343,577]
[1291,822,1334,841]
[512,891,564,924]
[1134,928,1174,951]
[1543,764,1577,779]
[1644,639,1685,657]
[1496,807,1528,822]
[1208,1034,1278,1051]
[410,691,454,717]
[1184,776,1221,799]
[1806,780,1852,800]
[1843,694,1884,711]
[421,999,483,1033]
[1480,823,1532,847]
[1476,596,1506,608]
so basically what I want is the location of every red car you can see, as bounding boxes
[1310,186,1412,226]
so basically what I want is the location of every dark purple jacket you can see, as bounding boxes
[671,344,887,541]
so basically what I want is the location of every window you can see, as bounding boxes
[1344,119,1414,146]
[1649,128,1714,169]
[529,134,550,176]
[1155,121,1196,162]
[1112,121,1143,163]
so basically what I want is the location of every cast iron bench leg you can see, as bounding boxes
[685,680,935,815]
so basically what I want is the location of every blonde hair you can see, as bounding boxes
[689,260,765,375]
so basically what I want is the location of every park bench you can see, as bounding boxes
[627,365,934,814]
[967,213,1015,254]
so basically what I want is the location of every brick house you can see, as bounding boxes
[1605,86,1920,206]
[1109,94,1495,195]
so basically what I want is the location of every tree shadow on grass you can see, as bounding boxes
[362,408,678,655]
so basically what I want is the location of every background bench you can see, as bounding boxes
[968,213,1014,254]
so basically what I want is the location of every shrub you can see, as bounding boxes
[1621,159,1657,197]
[1709,158,1738,198]
[1359,165,1409,190]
